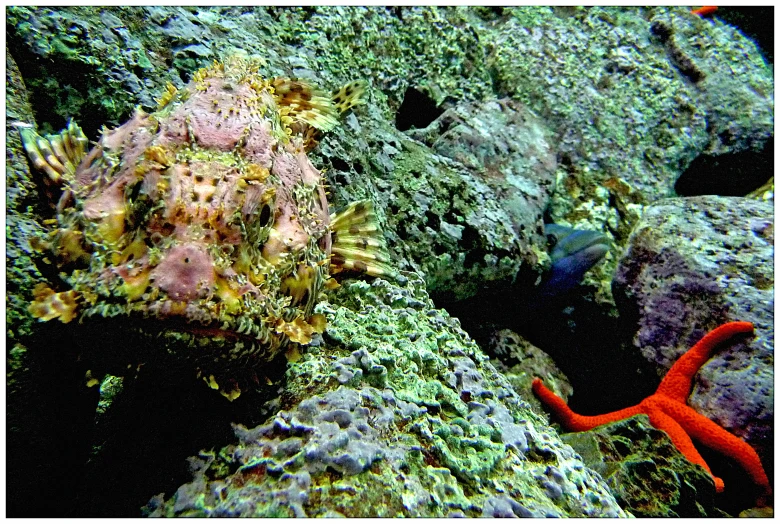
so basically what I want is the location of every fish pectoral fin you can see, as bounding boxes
[272,78,340,132]
[329,200,397,278]
[16,120,88,186]
[331,80,367,115]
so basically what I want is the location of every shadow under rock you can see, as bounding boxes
[7,321,285,517]
[440,283,658,415]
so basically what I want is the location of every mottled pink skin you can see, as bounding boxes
[272,151,305,187]
[295,149,323,186]
[244,120,273,166]
[62,62,334,343]
[78,112,155,224]
[77,111,153,189]
[22,58,360,397]
[74,111,154,229]
[162,162,245,246]
[81,173,130,222]
[159,77,272,167]
[260,147,333,262]
[150,243,215,301]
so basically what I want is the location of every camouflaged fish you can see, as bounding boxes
[17,56,394,400]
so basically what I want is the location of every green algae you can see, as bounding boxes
[144,274,626,517]
[562,415,720,517]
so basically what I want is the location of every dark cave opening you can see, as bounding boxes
[395,86,445,132]
[675,139,773,197]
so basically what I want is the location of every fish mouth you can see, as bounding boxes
[545,225,610,264]
[76,299,284,368]
[30,306,292,403]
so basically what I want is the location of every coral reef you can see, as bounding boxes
[145,275,627,517]
[490,6,772,203]
[6,6,773,518]
[6,49,48,340]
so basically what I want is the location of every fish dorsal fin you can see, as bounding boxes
[331,80,367,115]
[271,78,339,132]
[16,120,89,187]
[329,200,396,278]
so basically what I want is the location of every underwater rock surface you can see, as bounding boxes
[562,415,720,517]
[492,6,773,208]
[613,196,773,474]
[379,98,557,302]
[487,328,574,413]
[6,5,773,518]
[145,275,626,517]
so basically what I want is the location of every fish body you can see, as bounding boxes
[18,56,390,399]
[537,223,610,302]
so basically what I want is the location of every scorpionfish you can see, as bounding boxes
[18,56,394,400]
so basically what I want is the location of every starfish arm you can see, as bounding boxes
[655,395,772,504]
[532,378,643,432]
[644,400,724,492]
[656,321,754,402]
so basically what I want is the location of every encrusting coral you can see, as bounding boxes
[533,321,772,506]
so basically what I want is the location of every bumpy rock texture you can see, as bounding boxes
[145,276,627,517]
[390,98,556,302]
[487,328,574,413]
[491,6,773,203]
[613,196,773,478]
[562,415,721,517]
[6,5,773,518]
[7,6,773,304]
[490,7,773,305]
[6,49,48,341]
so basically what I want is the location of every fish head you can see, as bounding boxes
[21,57,351,397]
[538,223,610,301]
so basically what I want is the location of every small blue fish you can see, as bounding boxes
[537,224,610,302]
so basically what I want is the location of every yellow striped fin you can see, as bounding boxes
[331,245,393,265]
[16,120,88,186]
[331,80,367,115]
[330,200,373,229]
[329,200,396,278]
[272,78,340,132]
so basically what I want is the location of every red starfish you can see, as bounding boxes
[532,321,771,506]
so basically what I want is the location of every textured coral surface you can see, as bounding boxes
[6,5,773,518]
[145,275,627,517]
